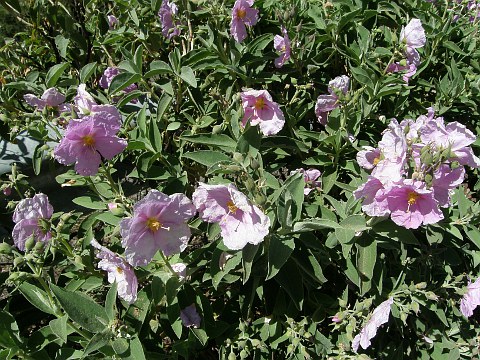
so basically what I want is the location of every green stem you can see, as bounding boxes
[159,251,179,278]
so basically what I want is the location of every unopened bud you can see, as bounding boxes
[34,241,45,252]
[25,237,36,251]
[415,282,427,289]
[450,161,460,169]
[0,242,12,255]
[3,187,11,196]
[250,159,260,170]
[232,152,244,163]
[228,352,236,360]
[14,256,24,267]
[212,125,222,134]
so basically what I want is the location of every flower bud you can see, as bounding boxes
[228,352,236,360]
[415,282,427,289]
[450,161,460,169]
[0,242,12,255]
[14,256,24,267]
[34,241,45,252]
[232,152,244,163]
[250,159,260,170]
[212,125,223,134]
[24,237,36,251]
[3,187,11,196]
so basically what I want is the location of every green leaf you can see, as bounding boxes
[96,212,121,226]
[182,150,231,167]
[128,337,146,360]
[79,63,97,84]
[144,60,172,78]
[112,338,129,356]
[0,309,22,349]
[82,330,112,358]
[105,282,118,322]
[109,72,141,95]
[46,63,69,88]
[134,44,143,74]
[72,196,106,210]
[267,235,295,280]
[51,284,109,333]
[242,243,259,284]
[356,236,377,295]
[32,143,44,175]
[443,41,468,56]
[49,316,68,344]
[179,66,197,88]
[180,134,237,149]
[293,218,340,232]
[275,259,304,310]
[54,35,70,58]
[19,282,57,315]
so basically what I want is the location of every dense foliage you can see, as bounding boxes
[1,0,480,359]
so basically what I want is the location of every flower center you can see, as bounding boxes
[227,200,238,214]
[254,97,266,110]
[407,191,419,205]
[146,217,161,232]
[116,266,123,274]
[82,135,95,147]
[281,44,286,52]
[237,8,246,19]
[373,157,380,166]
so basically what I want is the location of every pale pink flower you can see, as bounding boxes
[460,277,480,318]
[291,168,322,195]
[400,19,426,49]
[159,0,181,39]
[74,84,122,123]
[274,26,291,68]
[91,239,138,304]
[120,190,196,266]
[192,183,270,250]
[12,194,53,251]
[53,112,126,176]
[354,176,390,217]
[432,164,465,207]
[171,262,187,279]
[99,67,138,94]
[352,297,394,352]
[357,146,382,170]
[240,89,285,136]
[24,88,70,113]
[230,0,259,43]
[180,304,201,328]
[315,75,350,125]
[384,179,443,229]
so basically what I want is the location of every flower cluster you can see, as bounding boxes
[12,194,53,251]
[386,19,426,83]
[315,75,350,125]
[355,108,479,229]
[158,0,181,39]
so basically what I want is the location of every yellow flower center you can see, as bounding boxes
[281,45,286,52]
[237,8,246,19]
[254,97,266,110]
[373,157,380,166]
[82,135,95,146]
[146,217,161,232]
[116,266,123,274]
[227,200,238,214]
[407,191,419,205]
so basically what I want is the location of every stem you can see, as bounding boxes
[159,251,179,278]
[100,162,122,196]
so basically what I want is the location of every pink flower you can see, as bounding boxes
[192,183,270,250]
[74,84,121,122]
[354,176,390,217]
[357,146,382,170]
[99,67,138,94]
[12,194,53,251]
[432,164,465,207]
[315,75,350,125]
[292,168,322,195]
[24,88,70,113]
[240,89,285,136]
[384,180,443,229]
[352,297,394,352]
[171,262,187,279]
[274,26,291,68]
[91,239,138,304]
[230,0,259,43]
[400,19,426,49]
[180,304,201,328]
[108,15,118,29]
[159,0,181,39]
[460,277,480,318]
[53,112,126,176]
[120,190,196,266]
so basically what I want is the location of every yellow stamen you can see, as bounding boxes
[254,97,266,110]
[407,192,419,205]
[116,267,123,274]
[82,135,95,146]
[373,157,380,166]
[227,200,238,214]
[146,217,161,232]
[281,45,286,52]
[237,8,246,19]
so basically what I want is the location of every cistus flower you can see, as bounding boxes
[274,26,291,68]
[192,183,270,250]
[171,262,187,279]
[108,15,118,29]
[99,67,138,94]
[24,88,70,113]
[159,0,181,39]
[90,239,138,304]
[120,190,196,266]
[74,84,122,123]
[12,194,53,251]
[352,297,394,353]
[384,180,443,229]
[180,304,201,328]
[53,112,127,176]
[291,168,322,195]
[230,0,259,43]
[315,75,350,125]
[240,89,285,136]
[460,277,480,317]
